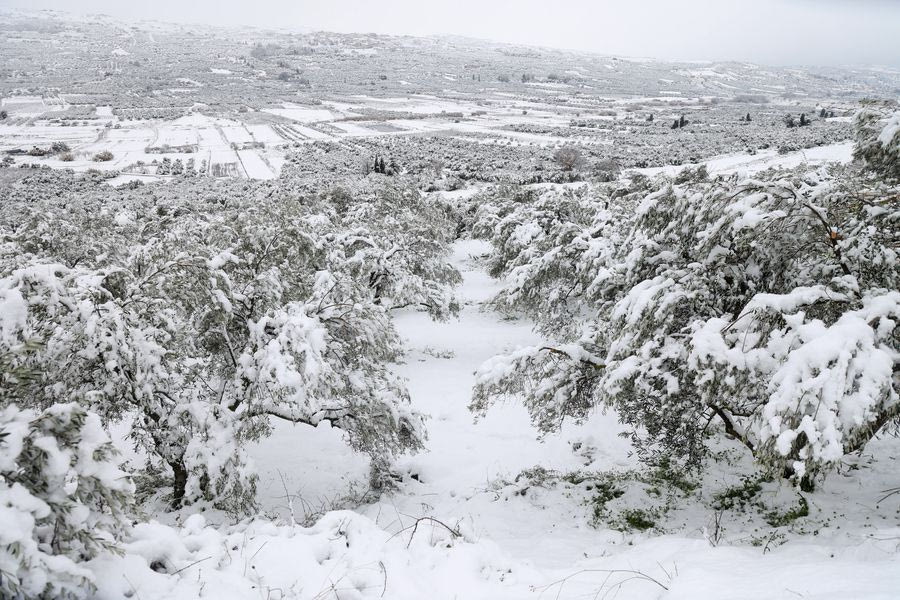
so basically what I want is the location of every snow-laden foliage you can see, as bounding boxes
[0,176,460,511]
[470,179,649,336]
[323,180,462,320]
[473,112,900,488]
[0,401,134,599]
[854,100,900,181]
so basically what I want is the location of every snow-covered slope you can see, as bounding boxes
[203,236,900,600]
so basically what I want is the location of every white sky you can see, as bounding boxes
[6,0,900,67]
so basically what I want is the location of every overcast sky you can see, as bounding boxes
[6,0,900,67]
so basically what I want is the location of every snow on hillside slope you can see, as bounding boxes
[89,236,900,600]
[637,140,855,178]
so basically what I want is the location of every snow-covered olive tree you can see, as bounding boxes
[473,109,900,489]
[0,175,460,511]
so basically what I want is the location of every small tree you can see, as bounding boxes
[553,146,582,171]
[592,158,620,182]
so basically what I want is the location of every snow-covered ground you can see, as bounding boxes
[95,236,899,600]
[636,140,855,178]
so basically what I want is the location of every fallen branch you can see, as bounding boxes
[171,556,211,576]
[532,567,670,600]
[404,517,462,549]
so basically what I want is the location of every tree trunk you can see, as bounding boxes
[799,473,815,493]
[170,458,188,509]
[781,465,816,492]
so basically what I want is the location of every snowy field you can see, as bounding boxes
[0,91,724,180]
[0,110,290,180]
[1,81,864,184]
